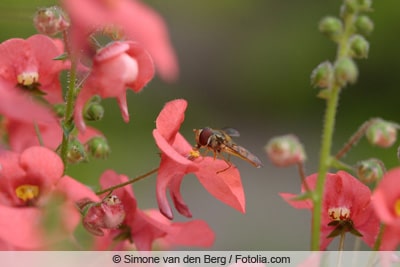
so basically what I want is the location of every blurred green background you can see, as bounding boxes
[1,0,399,250]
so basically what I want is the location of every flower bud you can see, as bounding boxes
[341,0,372,17]
[33,6,70,36]
[366,120,397,148]
[356,0,373,11]
[349,35,369,59]
[356,158,385,184]
[84,103,104,121]
[319,16,343,41]
[265,135,306,167]
[81,195,126,236]
[86,136,110,159]
[334,57,358,87]
[53,103,66,118]
[67,139,87,164]
[311,61,334,88]
[355,15,374,36]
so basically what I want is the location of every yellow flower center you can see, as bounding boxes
[328,207,350,221]
[15,185,39,202]
[394,199,400,217]
[17,72,39,86]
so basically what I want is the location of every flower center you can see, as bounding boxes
[328,207,350,221]
[15,184,39,202]
[17,72,39,86]
[394,199,400,217]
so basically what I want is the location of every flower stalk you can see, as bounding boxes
[59,51,79,171]
[95,167,159,195]
[311,2,367,250]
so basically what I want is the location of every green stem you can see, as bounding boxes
[373,223,385,251]
[336,232,346,267]
[95,167,159,195]
[59,43,79,172]
[310,8,357,251]
[311,84,341,250]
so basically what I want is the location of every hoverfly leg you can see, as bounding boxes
[216,153,232,174]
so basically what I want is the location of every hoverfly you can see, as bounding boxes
[193,127,262,172]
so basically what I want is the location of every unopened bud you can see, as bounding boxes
[319,16,343,41]
[84,103,104,121]
[334,57,358,87]
[86,137,110,159]
[311,61,334,88]
[355,15,374,36]
[81,195,125,236]
[33,6,70,36]
[53,103,65,118]
[349,35,369,59]
[356,158,385,184]
[84,95,104,121]
[341,0,372,17]
[67,139,87,164]
[356,0,373,11]
[366,120,397,148]
[265,135,306,167]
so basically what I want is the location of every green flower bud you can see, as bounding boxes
[265,135,306,167]
[86,137,110,159]
[53,103,66,118]
[33,6,70,36]
[334,57,358,87]
[366,119,397,148]
[349,35,369,59]
[356,0,373,11]
[319,16,343,41]
[341,0,372,16]
[84,103,104,121]
[67,139,87,164]
[356,158,385,184]
[355,15,374,36]
[311,61,334,88]
[84,95,104,121]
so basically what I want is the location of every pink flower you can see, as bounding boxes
[280,171,380,250]
[0,34,67,103]
[94,170,215,250]
[74,41,154,131]
[153,99,245,219]
[0,34,67,123]
[0,146,96,249]
[62,0,178,81]
[372,167,400,250]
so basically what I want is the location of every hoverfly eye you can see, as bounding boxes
[199,128,213,146]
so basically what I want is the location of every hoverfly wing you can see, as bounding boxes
[221,127,240,137]
[223,143,263,168]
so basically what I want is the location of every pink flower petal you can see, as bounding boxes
[155,99,187,142]
[19,146,64,187]
[146,210,214,248]
[0,81,56,124]
[153,129,197,168]
[56,175,98,202]
[156,155,188,219]
[380,225,400,250]
[279,193,312,209]
[195,157,246,214]
[125,42,155,92]
[169,172,193,218]
[0,206,44,249]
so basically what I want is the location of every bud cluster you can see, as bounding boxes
[311,0,373,91]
